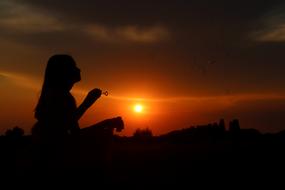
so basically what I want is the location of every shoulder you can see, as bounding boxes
[66,92,77,106]
[42,91,76,110]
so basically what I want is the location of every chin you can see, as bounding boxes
[75,75,81,82]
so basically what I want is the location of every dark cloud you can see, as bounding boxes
[251,3,285,42]
[0,0,174,49]
[0,0,282,50]
[16,0,283,24]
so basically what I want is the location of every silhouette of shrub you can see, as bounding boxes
[5,126,24,138]
[133,128,153,141]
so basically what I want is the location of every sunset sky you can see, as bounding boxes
[1,0,285,136]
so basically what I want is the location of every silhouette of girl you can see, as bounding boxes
[32,55,123,171]
[33,54,123,141]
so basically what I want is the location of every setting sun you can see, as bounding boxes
[134,104,143,113]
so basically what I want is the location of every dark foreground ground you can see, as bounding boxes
[0,132,285,188]
[0,124,285,189]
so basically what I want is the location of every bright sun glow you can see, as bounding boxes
[134,104,143,113]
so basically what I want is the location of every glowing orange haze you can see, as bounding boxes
[1,70,285,136]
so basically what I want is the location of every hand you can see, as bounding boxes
[114,116,124,132]
[105,117,124,132]
[84,88,102,107]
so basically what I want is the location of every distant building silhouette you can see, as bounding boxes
[229,119,240,134]
[219,119,225,131]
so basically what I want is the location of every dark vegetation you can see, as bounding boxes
[1,119,285,187]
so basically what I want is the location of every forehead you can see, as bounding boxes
[61,56,76,67]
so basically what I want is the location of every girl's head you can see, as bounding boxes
[35,54,80,120]
[44,54,81,90]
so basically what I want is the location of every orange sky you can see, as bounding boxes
[1,1,285,136]
[1,69,285,136]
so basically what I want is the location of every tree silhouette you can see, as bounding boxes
[133,128,153,141]
[5,126,24,138]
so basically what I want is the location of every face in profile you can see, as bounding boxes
[70,64,81,84]
[45,54,81,89]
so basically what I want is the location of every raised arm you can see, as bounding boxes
[75,88,102,121]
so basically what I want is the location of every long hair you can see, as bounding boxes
[35,54,80,120]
